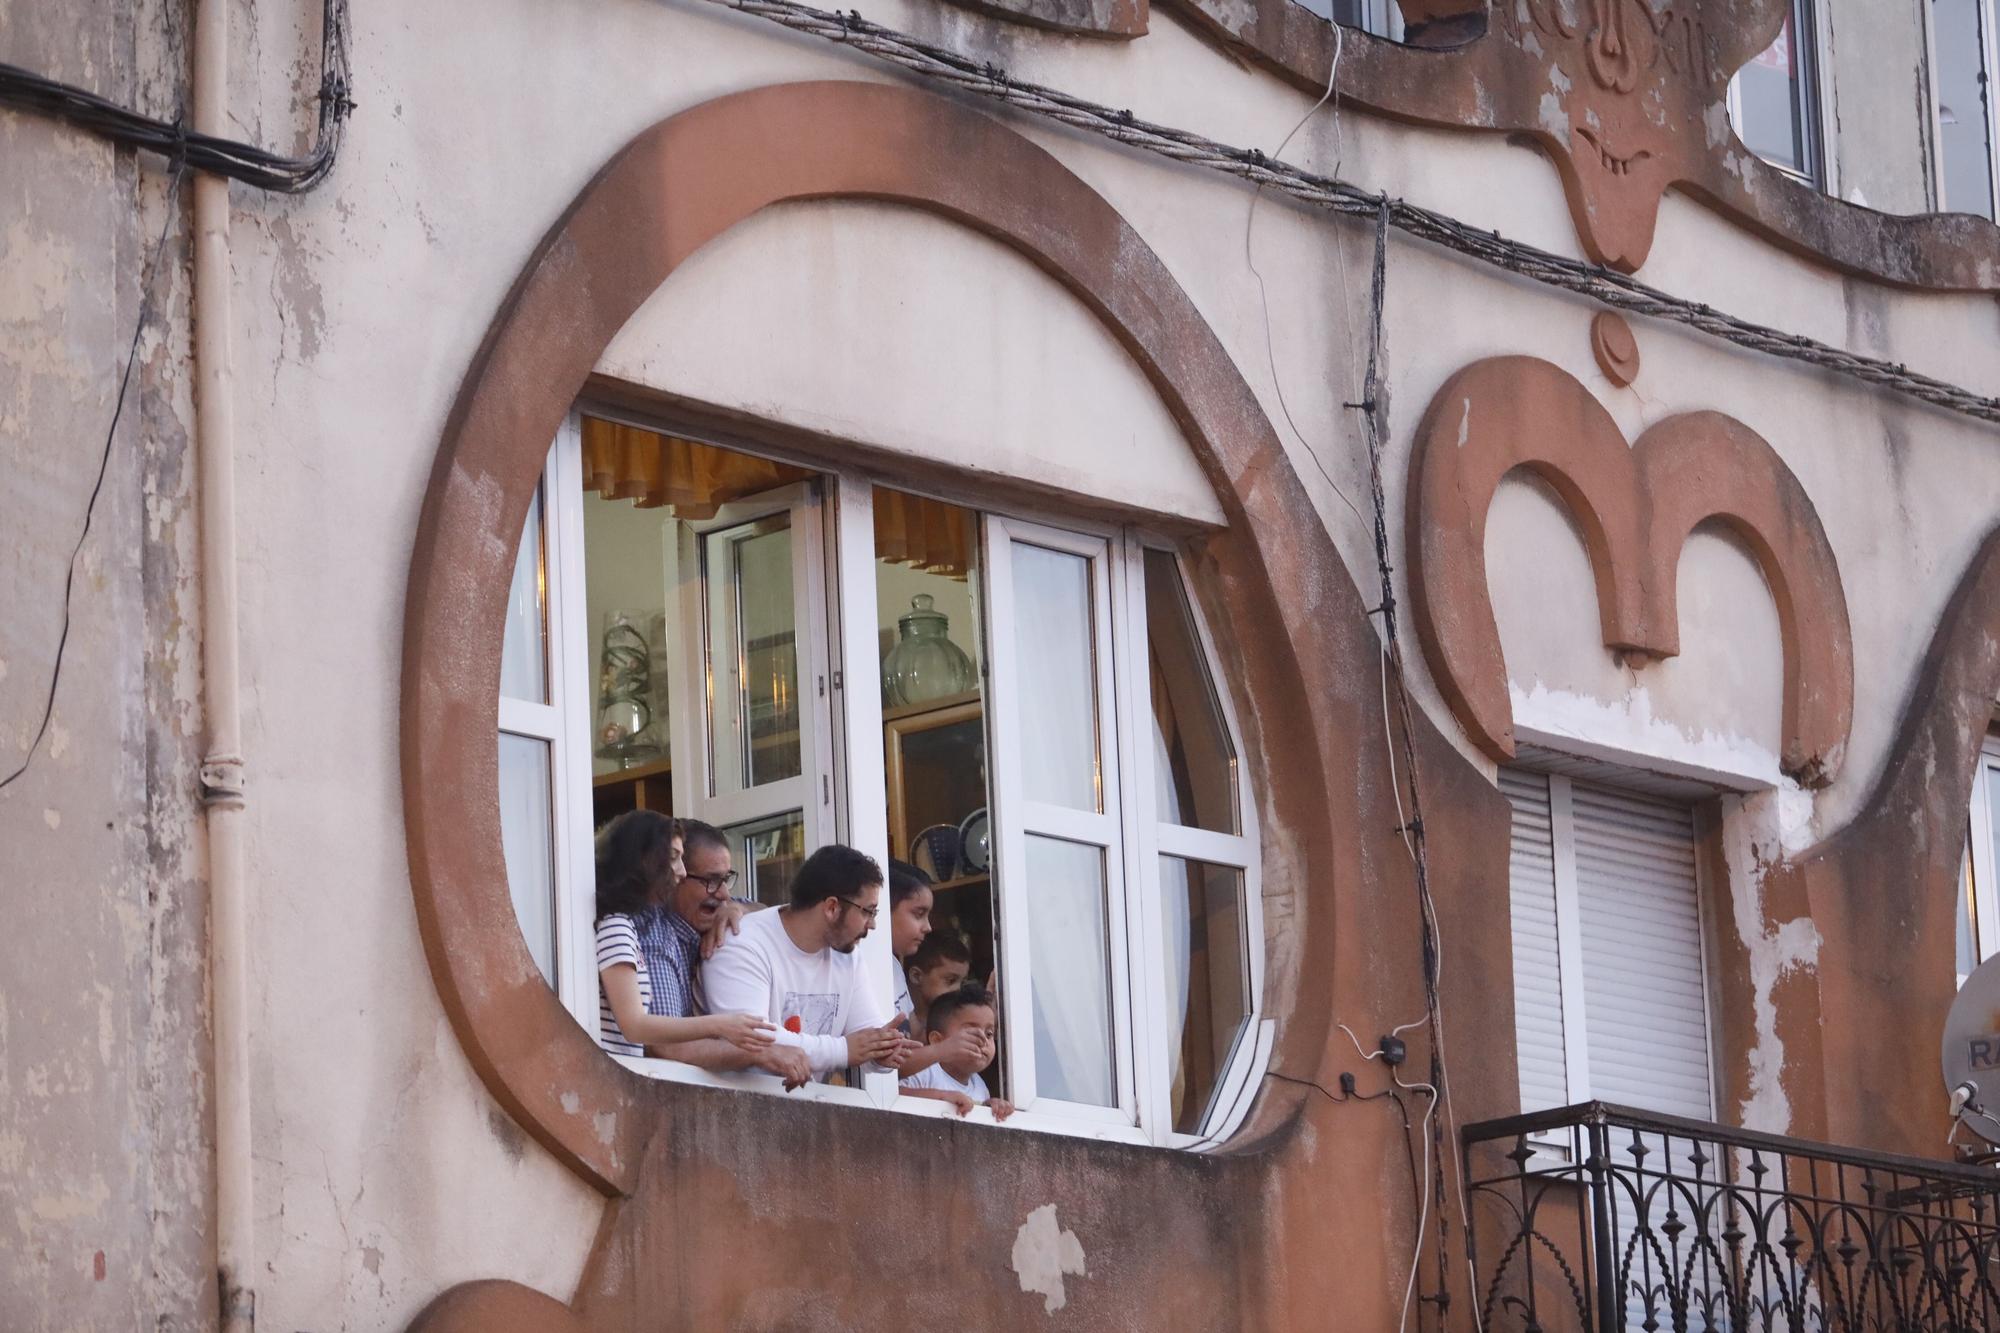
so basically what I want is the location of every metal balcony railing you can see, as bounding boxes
[1461,1102,2000,1333]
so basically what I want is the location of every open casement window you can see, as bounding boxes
[1728,0,1825,186]
[1501,769,1716,1122]
[496,408,1267,1148]
[498,450,598,1002]
[985,518,1136,1123]
[1956,734,2000,983]
[974,520,1268,1141]
[665,482,836,904]
[1931,0,2000,220]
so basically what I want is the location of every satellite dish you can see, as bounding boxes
[1943,953,2000,1145]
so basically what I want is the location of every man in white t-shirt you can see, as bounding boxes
[703,844,919,1079]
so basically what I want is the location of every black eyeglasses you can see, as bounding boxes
[686,870,738,896]
[835,895,879,923]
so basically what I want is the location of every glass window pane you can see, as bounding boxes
[1736,12,1810,175]
[1935,0,1997,219]
[501,488,548,703]
[1987,761,2000,883]
[1960,843,1980,978]
[1011,542,1101,811]
[1026,835,1116,1106]
[728,809,807,907]
[1160,857,1250,1134]
[1144,548,1239,834]
[498,732,557,986]
[705,516,802,793]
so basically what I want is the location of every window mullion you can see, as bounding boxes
[1114,534,1169,1143]
[982,514,1040,1111]
[829,472,898,1103]
[1088,534,1138,1120]
[1547,774,1593,1105]
[549,414,599,1030]
[1972,750,2000,962]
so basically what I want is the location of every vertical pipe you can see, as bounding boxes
[192,0,254,1326]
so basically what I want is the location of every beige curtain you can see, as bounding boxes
[873,489,971,580]
[581,418,813,519]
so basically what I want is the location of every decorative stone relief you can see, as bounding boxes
[1405,355,1853,786]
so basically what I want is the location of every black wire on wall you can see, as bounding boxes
[0,0,351,192]
[0,2,349,794]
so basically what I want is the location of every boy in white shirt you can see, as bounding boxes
[703,844,919,1079]
[899,985,1015,1120]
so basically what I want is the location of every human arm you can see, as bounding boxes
[601,965,774,1051]
[699,897,764,961]
[887,1025,986,1080]
[900,1086,976,1116]
[843,957,922,1073]
[650,1036,812,1089]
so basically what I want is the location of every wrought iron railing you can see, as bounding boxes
[1461,1102,2000,1332]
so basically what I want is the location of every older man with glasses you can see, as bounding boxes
[637,818,812,1087]
[704,843,920,1080]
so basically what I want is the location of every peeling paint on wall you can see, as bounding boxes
[1010,1203,1089,1314]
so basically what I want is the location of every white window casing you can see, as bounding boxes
[1504,768,1715,1122]
[499,411,1269,1148]
[1960,735,2000,980]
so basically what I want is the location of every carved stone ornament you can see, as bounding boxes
[1165,0,2000,286]
[1405,355,1853,786]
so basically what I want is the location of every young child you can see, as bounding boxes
[902,931,971,1041]
[899,985,1014,1120]
[593,810,775,1057]
[886,860,935,1034]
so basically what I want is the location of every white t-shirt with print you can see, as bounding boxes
[703,906,895,1076]
[901,1061,990,1102]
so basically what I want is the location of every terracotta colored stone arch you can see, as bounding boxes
[1752,526,2000,1156]
[402,79,1518,1328]
[1406,355,1854,786]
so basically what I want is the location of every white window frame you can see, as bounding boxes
[1924,0,2000,218]
[1508,769,1719,1121]
[1960,734,2000,982]
[507,408,1269,1149]
[1727,0,1832,191]
[521,419,600,1020]
[666,480,838,903]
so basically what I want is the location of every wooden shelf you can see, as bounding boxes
[930,872,989,893]
[882,689,981,724]
[593,755,671,787]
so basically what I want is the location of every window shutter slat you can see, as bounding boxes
[1501,769,1569,1113]
[1571,785,1714,1120]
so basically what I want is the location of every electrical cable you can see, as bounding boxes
[0,0,351,193]
[1245,21,1369,532]
[1267,1065,1429,1331]
[703,0,2000,429]
[1,159,188,795]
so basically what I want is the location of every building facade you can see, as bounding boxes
[6,0,2000,1328]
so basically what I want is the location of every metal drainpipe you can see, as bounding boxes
[192,0,255,1326]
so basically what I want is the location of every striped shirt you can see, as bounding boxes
[596,913,650,1057]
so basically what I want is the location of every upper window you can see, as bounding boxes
[1502,768,1715,1121]
[1288,0,1399,38]
[1956,734,2000,982]
[1730,0,1825,185]
[496,409,1267,1148]
[1932,0,2000,219]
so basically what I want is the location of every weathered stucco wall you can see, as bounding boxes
[6,0,1999,1323]
[0,3,212,1326]
[225,0,2000,1319]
